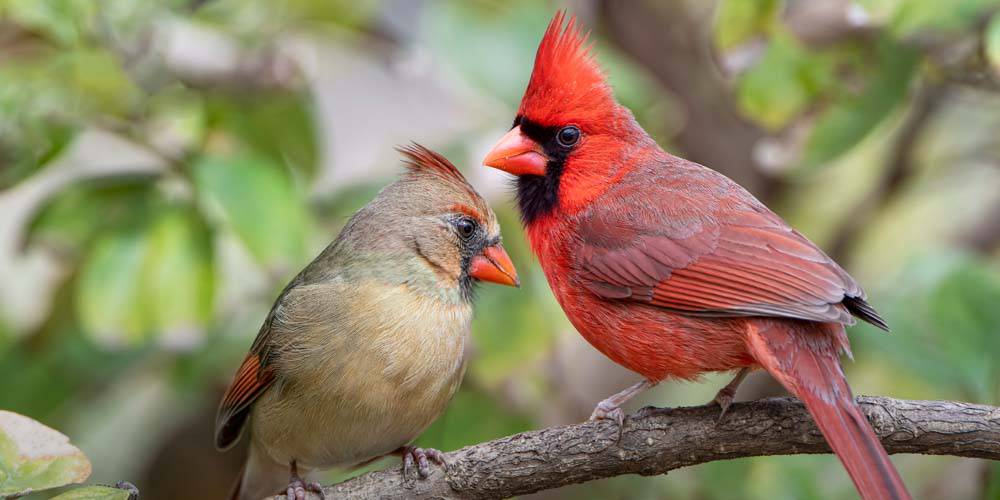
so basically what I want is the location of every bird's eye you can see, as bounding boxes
[556,125,580,147]
[455,218,477,239]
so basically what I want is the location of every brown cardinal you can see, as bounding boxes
[483,12,909,500]
[215,144,518,500]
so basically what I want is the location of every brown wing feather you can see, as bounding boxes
[215,352,275,450]
[575,159,886,329]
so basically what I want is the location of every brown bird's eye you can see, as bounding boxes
[455,218,477,239]
[556,125,580,147]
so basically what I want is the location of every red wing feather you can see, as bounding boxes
[574,163,883,327]
[215,353,275,450]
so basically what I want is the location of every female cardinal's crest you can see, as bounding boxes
[518,11,619,127]
[396,143,486,216]
[397,143,468,187]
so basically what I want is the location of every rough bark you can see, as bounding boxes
[270,396,1000,500]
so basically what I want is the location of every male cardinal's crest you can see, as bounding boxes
[519,12,622,129]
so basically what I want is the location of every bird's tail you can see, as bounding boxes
[229,442,288,500]
[745,319,911,500]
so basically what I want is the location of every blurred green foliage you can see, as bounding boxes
[1,0,999,499]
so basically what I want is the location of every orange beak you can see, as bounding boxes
[469,244,519,287]
[483,126,548,177]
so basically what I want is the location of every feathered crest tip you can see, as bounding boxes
[397,143,476,191]
[519,11,614,124]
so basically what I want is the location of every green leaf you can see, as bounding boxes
[73,203,217,348]
[0,411,91,497]
[890,0,999,36]
[870,253,1000,402]
[75,228,151,347]
[801,38,918,169]
[0,0,97,46]
[737,32,834,130]
[195,0,378,32]
[51,485,131,500]
[26,177,158,253]
[926,260,1000,399]
[194,155,310,269]
[143,208,216,345]
[47,48,140,118]
[206,93,319,180]
[713,0,780,50]
[986,12,1000,74]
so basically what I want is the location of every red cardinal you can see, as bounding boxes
[484,12,909,500]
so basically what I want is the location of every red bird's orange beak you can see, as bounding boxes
[483,126,548,177]
[470,244,519,287]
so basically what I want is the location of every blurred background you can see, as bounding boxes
[1,0,999,498]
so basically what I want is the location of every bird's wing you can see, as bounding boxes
[213,284,295,451]
[214,349,275,450]
[573,164,887,329]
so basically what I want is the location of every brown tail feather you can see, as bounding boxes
[227,461,245,500]
[745,319,911,500]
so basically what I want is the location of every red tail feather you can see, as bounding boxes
[746,320,911,500]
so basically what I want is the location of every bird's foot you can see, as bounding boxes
[286,461,324,500]
[285,478,324,500]
[710,368,751,423]
[712,385,737,423]
[589,399,626,442]
[401,446,447,479]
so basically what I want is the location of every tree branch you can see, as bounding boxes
[273,397,1000,499]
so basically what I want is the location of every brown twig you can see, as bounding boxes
[270,396,1000,500]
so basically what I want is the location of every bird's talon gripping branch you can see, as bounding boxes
[285,461,324,500]
[401,446,447,479]
[712,390,736,423]
[590,400,627,442]
[712,368,751,423]
[586,380,654,442]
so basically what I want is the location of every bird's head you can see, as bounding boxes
[483,11,648,225]
[365,144,519,300]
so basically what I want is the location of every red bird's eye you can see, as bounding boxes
[556,126,580,147]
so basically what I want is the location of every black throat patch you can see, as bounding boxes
[513,116,570,226]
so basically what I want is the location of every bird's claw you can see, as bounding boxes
[285,478,324,500]
[401,446,447,479]
[589,399,626,442]
[713,386,737,423]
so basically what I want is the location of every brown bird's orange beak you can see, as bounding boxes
[470,244,519,287]
[483,126,548,177]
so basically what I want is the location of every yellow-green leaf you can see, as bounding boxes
[0,411,91,497]
[51,485,131,500]
[737,33,833,129]
[986,12,1000,74]
[75,229,151,347]
[714,0,780,51]
[143,209,216,347]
